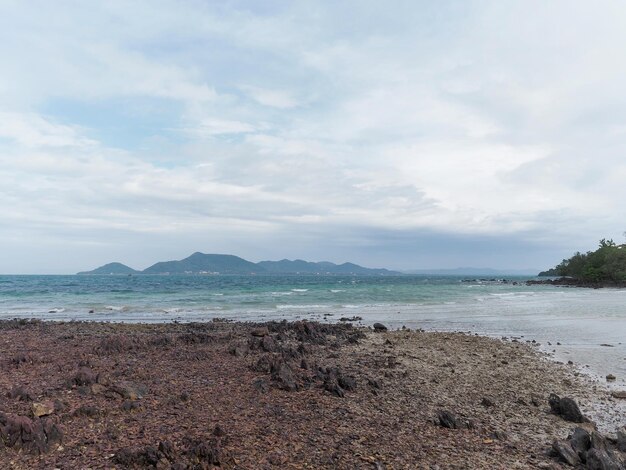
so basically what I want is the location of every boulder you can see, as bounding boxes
[549,394,585,423]
[568,427,591,459]
[552,439,581,466]
[373,323,388,332]
[585,448,622,470]
[32,402,54,418]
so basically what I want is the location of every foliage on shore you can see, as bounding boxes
[540,239,626,281]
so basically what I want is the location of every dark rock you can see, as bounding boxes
[250,327,270,337]
[552,439,581,466]
[261,335,277,352]
[481,397,495,407]
[585,448,622,470]
[74,405,99,417]
[71,367,97,386]
[228,343,248,357]
[373,323,388,331]
[213,424,226,437]
[436,410,458,429]
[590,431,609,453]
[271,363,298,391]
[110,381,148,400]
[158,440,177,461]
[338,375,357,391]
[549,394,585,422]
[617,427,626,453]
[186,438,221,465]
[606,374,617,381]
[253,378,269,393]
[568,427,591,459]
[121,400,141,412]
[0,413,62,454]
[7,386,33,401]
[367,378,382,389]
[324,378,345,397]
[114,446,161,467]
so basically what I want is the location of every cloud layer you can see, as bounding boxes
[1,1,625,273]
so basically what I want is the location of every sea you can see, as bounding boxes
[0,274,624,387]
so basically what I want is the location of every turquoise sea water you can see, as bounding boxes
[0,274,624,383]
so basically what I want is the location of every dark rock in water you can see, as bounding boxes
[585,448,622,470]
[551,439,581,466]
[568,427,591,459]
[606,374,616,381]
[373,323,388,331]
[436,410,458,429]
[549,394,585,422]
[612,391,626,399]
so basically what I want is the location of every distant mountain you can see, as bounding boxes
[79,253,400,275]
[77,262,139,275]
[257,259,399,275]
[403,267,539,276]
[142,253,263,275]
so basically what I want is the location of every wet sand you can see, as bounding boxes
[0,319,624,469]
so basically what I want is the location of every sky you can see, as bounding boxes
[1,0,626,274]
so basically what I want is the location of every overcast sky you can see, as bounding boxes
[1,1,626,274]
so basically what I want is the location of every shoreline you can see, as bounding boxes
[0,319,624,468]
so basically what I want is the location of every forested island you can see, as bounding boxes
[535,239,626,287]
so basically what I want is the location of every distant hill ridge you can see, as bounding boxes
[78,253,400,275]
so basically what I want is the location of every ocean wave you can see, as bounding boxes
[291,289,308,292]
[276,304,330,310]
[48,308,65,313]
[330,289,345,293]
[105,305,128,312]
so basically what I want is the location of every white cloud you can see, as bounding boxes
[2,0,626,271]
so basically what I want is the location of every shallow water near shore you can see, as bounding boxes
[1,274,625,386]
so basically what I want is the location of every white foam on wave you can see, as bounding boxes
[291,289,308,292]
[270,291,293,296]
[330,289,345,293]
[276,304,329,310]
[105,305,127,312]
[48,308,65,313]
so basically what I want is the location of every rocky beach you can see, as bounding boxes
[0,319,624,469]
